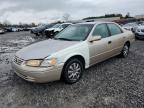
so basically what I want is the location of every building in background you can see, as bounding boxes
[135,15,144,19]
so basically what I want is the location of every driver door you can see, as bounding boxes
[89,23,113,66]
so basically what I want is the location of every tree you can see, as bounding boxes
[83,13,123,20]
[0,22,3,27]
[62,13,70,21]
[31,22,36,27]
[3,20,11,26]
[125,12,131,18]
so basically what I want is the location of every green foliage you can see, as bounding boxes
[83,14,123,20]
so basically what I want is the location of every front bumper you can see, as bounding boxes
[135,32,144,39]
[45,30,56,38]
[0,30,5,34]
[11,61,64,83]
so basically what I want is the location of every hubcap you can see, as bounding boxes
[68,63,81,81]
[123,45,129,56]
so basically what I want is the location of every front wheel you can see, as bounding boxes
[62,59,84,84]
[120,43,130,58]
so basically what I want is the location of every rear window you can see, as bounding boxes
[107,23,122,36]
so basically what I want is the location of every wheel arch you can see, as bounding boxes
[60,55,86,81]
[63,55,86,69]
[125,41,130,48]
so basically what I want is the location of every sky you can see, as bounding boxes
[0,0,144,24]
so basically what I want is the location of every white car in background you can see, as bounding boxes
[122,23,138,32]
[135,25,144,39]
[44,23,72,38]
[11,27,19,32]
[0,28,5,34]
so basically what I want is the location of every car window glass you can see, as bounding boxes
[55,24,94,41]
[59,25,63,29]
[107,23,122,36]
[53,24,60,28]
[92,24,109,38]
[62,24,70,29]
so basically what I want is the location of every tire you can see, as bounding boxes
[62,58,84,84]
[120,43,130,58]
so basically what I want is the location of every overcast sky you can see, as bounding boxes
[0,0,144,24]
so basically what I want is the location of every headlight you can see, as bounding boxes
[25,58,57,67]
[26,60,42,67]
[137,29,141,32]
[41,58,57,67]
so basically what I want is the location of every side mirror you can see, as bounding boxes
[89,36,101,42]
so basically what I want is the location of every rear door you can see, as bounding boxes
[106,23,125,55]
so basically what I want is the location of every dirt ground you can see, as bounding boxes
[0,31,144,108]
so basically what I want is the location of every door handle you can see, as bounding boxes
[108,41,112,44]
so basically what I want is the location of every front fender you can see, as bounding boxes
[63,53,88,68]
[49,41,90,69]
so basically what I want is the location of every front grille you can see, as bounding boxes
[45,30,54,38]
[13,56,24,65]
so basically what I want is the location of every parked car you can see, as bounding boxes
[5,27,13,32]
[26,27,37,31]
[23,27,33,31]
[17,28,24,31]
[11,22,135,84]
[5,27,19,32]
[0,28,5,34]
[122,23,138,32]
[135,25,144,39]
[44,23,72,38]
[12,27,18,32]
[31,24,55,36]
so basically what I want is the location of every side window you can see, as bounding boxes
[92,24,109,38]
[107,23,122,36]
[62,24,70,29]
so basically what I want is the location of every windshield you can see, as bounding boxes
[54,24,94,41]
[52,24,60,28]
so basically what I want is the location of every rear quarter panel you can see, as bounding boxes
[123,29,135,45]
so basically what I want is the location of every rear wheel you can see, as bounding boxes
[62,59,84,84]
[120,43,130,58]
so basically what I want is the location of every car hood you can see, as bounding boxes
[32,28,44,32]
[54,28,62,32]
[45,28,56,31]
[16,39,80,60]
[137,25,144,29]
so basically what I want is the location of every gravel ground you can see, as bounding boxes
[0,32,144,108]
